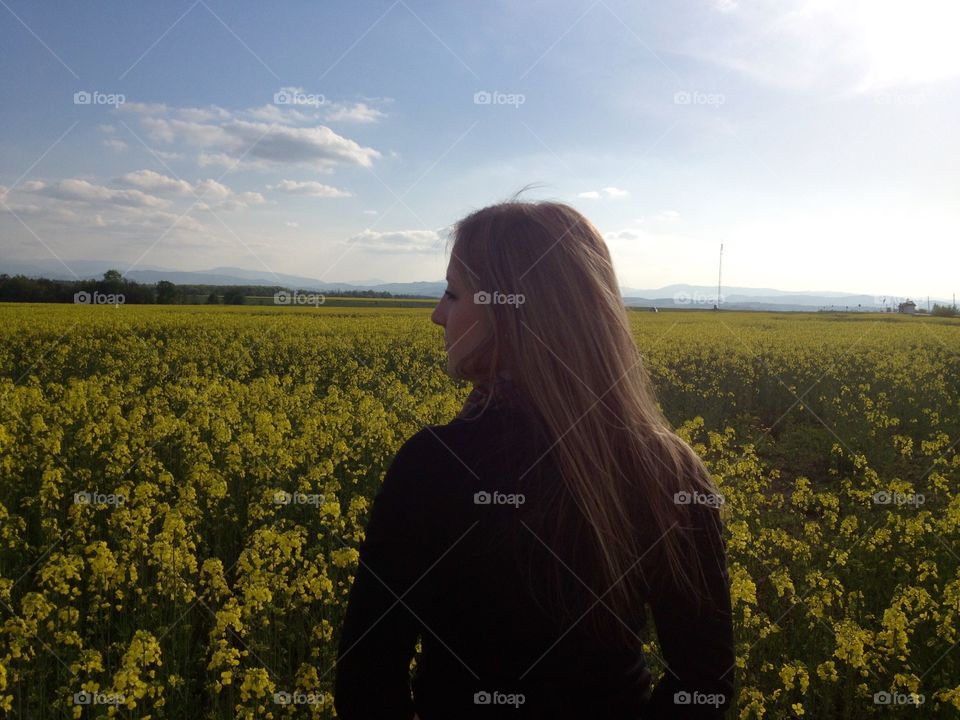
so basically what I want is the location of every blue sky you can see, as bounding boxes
[1,0,957,299]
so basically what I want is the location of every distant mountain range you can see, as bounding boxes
[2,258,944,312]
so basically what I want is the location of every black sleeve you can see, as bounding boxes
[334,430,438,720]
[640,504,736,719]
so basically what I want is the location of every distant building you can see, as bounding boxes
[898,299,917,314]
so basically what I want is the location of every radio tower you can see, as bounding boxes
[714,242,723,311]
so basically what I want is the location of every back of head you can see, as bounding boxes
[446,191,724,648]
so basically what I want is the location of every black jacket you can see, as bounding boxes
[334,402,735,719]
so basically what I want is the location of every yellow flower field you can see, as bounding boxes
[0,303,957,717]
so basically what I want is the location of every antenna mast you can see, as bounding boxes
[715,242,723,310]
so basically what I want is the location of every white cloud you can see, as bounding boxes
[135,210,207,233]
[23,178,169,209]
[578,187,629,199]
[121,101,381,171]
[115,171,262,209]
[208,191,267,212]
[851,0,960,89]
[9,171,266,246]
[2,183,207,235]
[268,180,351,198]
[102,138,128,152]
[139,116,176,143]
[178,105,232,122]
[194,178,232,201]
[602,186,629,198]
[118,169,193,195]
[246,103,320,124]
[604,228,644,242]
[326,102,386,124]
[686,0,960,92]
[345,229,443,254]
[223,120,380,168]
[119,102,168,115]
[197,152,238,168]
[141,117,229,146]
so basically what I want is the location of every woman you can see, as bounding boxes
[334,195,735,719]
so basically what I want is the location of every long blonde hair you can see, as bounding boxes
[446,191,725,649]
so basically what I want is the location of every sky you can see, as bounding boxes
[0,0,957,300]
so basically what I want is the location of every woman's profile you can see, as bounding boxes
[334,191,735,719]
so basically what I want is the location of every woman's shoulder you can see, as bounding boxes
[405,404,534,454]
[372,408,533,545]
[386,405,542,499]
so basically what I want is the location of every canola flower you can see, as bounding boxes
[0,303,957,717]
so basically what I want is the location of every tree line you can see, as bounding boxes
[0,270,430,304]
